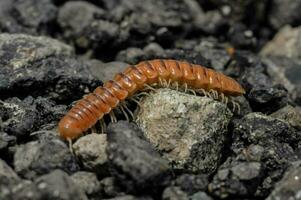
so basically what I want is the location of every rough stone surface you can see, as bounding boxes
[136,88,232,173]
[261,26,301,59]
[106,121,170,192]
[73,133,108,176]
[71,171,102,199]
[14,139,78,179]
[268,0,301,29]
[270,105,301,130]
[0,97,65,138]
[209,161,263,198]
[9,170,88,200]
[266,161,301,200]
[173,174,209,195]
[162,186,188,200]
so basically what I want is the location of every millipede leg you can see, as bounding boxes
[122,102,134,120]
[129,97,142,107]
[144,84,156,92]
[234,101,241,114]
[109,111,117,123]
[183,83,188,93]
[167,79,171,88]
[119,104,129,121]
[99,119,106,134]
[67,138,74,155]
[91,126,97,133]
[188,89,196,96]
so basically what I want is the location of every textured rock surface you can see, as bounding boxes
[73,133,108,176]
[106,121,170,192]
[136,88,232,173]
[261,26,301,58]
[14,139,78,179]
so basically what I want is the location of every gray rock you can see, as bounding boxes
[0,96,65,138]
[209,162,263,198]
[263,56,301,106]
[0,33,73,68]
[14,139,78,179]
[189,192,213,200]
[162,186,188,200]
[0,158,21,200]
[0,0,57,34]
[136,88,232,173]
[0,33,101,101]
[10,170,88,200]
[267,162,301,200]
[241,61,288,113]
[260,26,301,59]
[232,113,300,147]
[106,195,153,200]
[58,1,105,35]
[106,121,170,192]
[71,171,102,199]
[100,177,124,198]
[0,132,16,152]
[270,105,301,130]
[87,59,128,82]
[268,0,301,29]
[174,174,208,195]
[12,0,57,30]
[73,133,108,176]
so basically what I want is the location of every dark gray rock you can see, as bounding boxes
[106,121,170,192]
[261,26,301,58]
[73,133,108,176]
[268,1,301,29]
[100,177,124,198]
[173,174,209,195]
[10,170,88,200]
[241,61,288,113]
[14,139,79,179]
[267,161,301,200]
[162,186,188,200]
[0,132,16,152]
[227,23,257,50]
[230,113,300,196]
[209,161,263,198]
[0,33,102,102]
[58,1,105,36]
[0,96,65,138]
[71,171,102,200]
[189,192,213,200]
[0,0,57,34]
[270,105,301,131]
[263,56,301,106]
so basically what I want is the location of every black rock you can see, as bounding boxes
[0,0,57,35]
[268,0,301,29]
[14,138,79,179]
[71,171,102,200]
[241,61,288,113]
[173,174,209,195]
[106,121,170,193]
[10,170,88,200]
[209,161,263,198]
[267,161,301,200]
[0,96,65,139]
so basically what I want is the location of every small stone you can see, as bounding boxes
[174,174,208,195]
[267,162,301,200]
[0,132,16,151]
[73,133,108,176]
[270,105,301,130]
[268,0,301,29]
[189,192,213,200]
[162,186,188,200]
[71,171,102,199]
[260,25,301,59]
[107,121,170,192]
[136,88,232,173]
[14,139,78,179]
[100,177,124,198]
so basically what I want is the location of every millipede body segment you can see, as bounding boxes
[58,59,245,140]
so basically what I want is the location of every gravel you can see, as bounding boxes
[1,0,301,199]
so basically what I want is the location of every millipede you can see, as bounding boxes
[58,59,245,143]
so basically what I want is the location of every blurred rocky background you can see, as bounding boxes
[1,0,301,199]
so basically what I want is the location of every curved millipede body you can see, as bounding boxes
[58,59,245,140]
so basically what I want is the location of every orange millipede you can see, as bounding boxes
[58,59,245,141]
